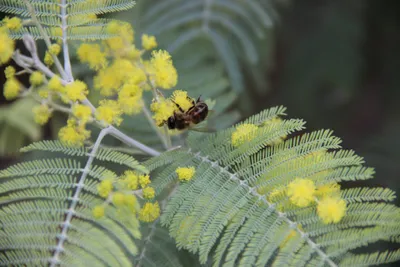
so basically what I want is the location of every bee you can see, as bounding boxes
[166,96,209,130]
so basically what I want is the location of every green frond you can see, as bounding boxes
[21,140,148,173]
[340,249,400,266]
[142,0,273,93]
[147,106,400,266]
[1,0,135,40]
[0,137,147,265]
[0,0,135,17]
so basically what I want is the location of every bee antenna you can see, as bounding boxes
[196,95,202,103]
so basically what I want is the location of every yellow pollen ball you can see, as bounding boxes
[317,196,347,224]
[58,119,90,147]
[142,34,157,50]
[48,75,64,92]
[143,187,155,199]
[33,105,52,125]
[72,104,92,124]
[176,167,195,182]
[97,179,113,198]
[65,80,88,101]
[29,71,44,86]
[231,123,258,147]
[124,194,138,209]
[122,171,139,190]
[150,99,175,126]
[3,17,22,31]
[49,44,61,55]
[171,90,193,112]
[4,66,15,79]
[44,51,54,66]
[138,174,151,189]
[96,100,123,126]
[118,83,143,115]
[0,29,15,65]
[287,178,316,207]
[77,43,107,70]
[139,202,160,222]
[112,192,125,206]
[3,78,21,100]
[92,205,105,219]
[149,50,178,89]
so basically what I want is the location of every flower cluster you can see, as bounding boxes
[286,178,346,224]
[92,170,159,223]
[176,166,196,182]
[2,16,182,148]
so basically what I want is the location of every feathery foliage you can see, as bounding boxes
[0,140,146,266]
[1,0,136,40]
[146,106,400,266]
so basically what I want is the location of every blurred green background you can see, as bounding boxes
[1,0,399,233]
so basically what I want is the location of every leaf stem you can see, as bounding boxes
[50,127,110,266]
[60,0,73,82]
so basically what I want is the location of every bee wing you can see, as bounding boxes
[189,124,216,133]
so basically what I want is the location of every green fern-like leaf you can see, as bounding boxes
[147,106,400,266]
[0,141,146,266]
[1,0,136,40]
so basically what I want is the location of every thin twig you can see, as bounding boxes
[60,0,73,81]
[142,104,168,149]
[23,0,67,80]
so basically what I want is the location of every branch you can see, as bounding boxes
[23,0,67,80]
[61,0,73,81]
[50,127,110,266]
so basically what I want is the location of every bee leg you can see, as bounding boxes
[172,100,184,112]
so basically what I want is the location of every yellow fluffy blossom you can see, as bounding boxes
[171,90,193,112]
[29,71,44,86]
[139,202,160,222]
[150,98,175,126]
[287,178,316,207]
[4,66,15,79]
[72,104,92,123]
[139,174,151,188]
[317,196,346,224]
[112,192,125,206]
[49,44,61,55]
[65,80,88,101]
[176,167,195,182]
[104,21,134,54]
[143,187,155,199]
[97,179,113,198]
[3,17,22,31]
[142,34,157,50]
[96,100,123,126]
[92,205,105,219]
[3,78,21,100]
[122,171,139,190]
[149,50,178,89]
[44,51,53,66]
[316,182,341,198]
[279,225,304,248]
[33,104,52,125]
[0,28,14,65]
[38,89,49,99]
[231,123,258,147]
[126,45,141,60]
[58,119,90,146]
[118,83,143,115]
[124,194,138,209]
[93,67,120,96]
[77,43,107,70]
[48,75,64,92]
